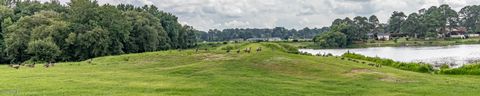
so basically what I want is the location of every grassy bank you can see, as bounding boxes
[3,43,480,95]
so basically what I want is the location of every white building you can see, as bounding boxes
[268,37,282,41]
[467,34,480,38]
[376,33,390,41]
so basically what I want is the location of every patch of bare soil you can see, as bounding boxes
[196,53,233,61]
[345,68,416,83]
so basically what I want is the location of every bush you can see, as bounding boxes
[313,31,347,48]
[440,64,480,75]
[342,53,434,73]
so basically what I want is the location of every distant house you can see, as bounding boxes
[247,38,268,42]
[446,27,467,39]
[376,33,390,41]
[246,37,283,42]
[297,38,312,42]
[268,37,282,41]
[230,38,244,42]
[467,34,480,38]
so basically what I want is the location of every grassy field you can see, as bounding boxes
[2,43,480,95]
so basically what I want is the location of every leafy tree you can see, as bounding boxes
[313,31,347,48]
[353,16,370,40]
[27,39,60,62]
[314,23,348,48]
[123,10,169,52]
[369,15,379,28]
[459,5,480,32]
[5,10,67,63]
[387,11,407,33]
[401,13,422,38]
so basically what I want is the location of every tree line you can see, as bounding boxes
[315,4,480,48]
[197,27,330,42]
[0,0,198,64]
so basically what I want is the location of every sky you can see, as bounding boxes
[40,0,480,31]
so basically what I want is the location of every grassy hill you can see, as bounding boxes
[2,43,480,96]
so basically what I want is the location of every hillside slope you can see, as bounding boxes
[1,43,480,96]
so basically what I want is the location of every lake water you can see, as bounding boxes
[299,44,480,68]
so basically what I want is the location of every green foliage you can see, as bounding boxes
[387,11,407,33]
[440,64,480,75]
[27,39,60,62]
[0,0,197,64]
[198,27,329,42]
[440,64,450,70]
[342,53,434,73]
[313,31,347,48]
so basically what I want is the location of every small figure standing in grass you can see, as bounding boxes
[256,47,262,53]
[10,64,20,69]
[88,59,93,64]
[27,63,36,68]
[44,63,50,68]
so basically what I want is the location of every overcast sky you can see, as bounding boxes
[41,0,480,31]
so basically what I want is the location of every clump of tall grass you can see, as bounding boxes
[342,53,434,73]
[439,64,480,75]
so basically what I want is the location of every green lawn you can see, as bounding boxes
[1,43,480,96]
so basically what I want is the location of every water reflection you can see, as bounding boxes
[299,45,480,68]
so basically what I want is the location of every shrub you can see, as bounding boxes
[313,31,347,48]
[342,53,434,73]
[440,64,480,75]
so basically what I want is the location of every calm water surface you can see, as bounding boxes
[299,44,480,68]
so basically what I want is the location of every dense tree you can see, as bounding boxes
[0,5,13,63]
[123,10,164,52]
[0,0,197,64]
[314,23,348,48]
[198,27,329,42]
[313,31,347,48]
[401,13,423,38]
[27,39,60,63]
[353,16,370,40]
[369,15,379,28]
[387,11,407,33]
[459,5,480,32]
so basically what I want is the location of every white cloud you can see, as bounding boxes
[37,0,480,31]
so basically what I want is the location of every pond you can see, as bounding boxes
[299,44,480,68]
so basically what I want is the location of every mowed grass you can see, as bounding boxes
[2,43,480,96]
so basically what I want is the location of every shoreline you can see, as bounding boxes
[295,38,480,49]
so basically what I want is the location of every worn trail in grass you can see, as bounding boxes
[1,43,480,96]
